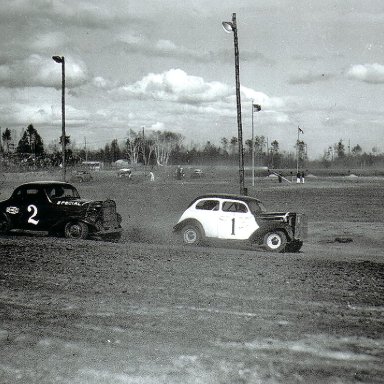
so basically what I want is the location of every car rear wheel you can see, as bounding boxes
[64,221,89,239]
[181,225,202,245]
[263,231,287,252]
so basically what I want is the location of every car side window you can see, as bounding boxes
[196,199,219,211]
[26,188,46,202]
[12,189,24,202]
[222,201,248,213]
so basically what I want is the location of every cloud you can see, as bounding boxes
[0,54,90,88]
[30,32,68,51]
[0,100,89,128]
[346,63,384,83]
[289,71,333,85]
[151,122,165,131]
[0,0,141,29]
[114,33,268,64]
[113,68,288,111]
[114,68,232,104]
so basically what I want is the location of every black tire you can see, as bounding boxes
[181,225,202,245]
[0,214,10,235]
[263,230,287,253]
[64,221,89,239]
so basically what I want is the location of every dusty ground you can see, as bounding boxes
[0,172,383,383]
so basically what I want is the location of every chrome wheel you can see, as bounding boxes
[182,225,201,245]
[263,231,287,252]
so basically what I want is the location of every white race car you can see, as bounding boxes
[173,193,306,253]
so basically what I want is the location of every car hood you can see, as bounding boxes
[257,212,294,222]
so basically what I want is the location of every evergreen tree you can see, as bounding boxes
[110,139,121,162]
[17,124,44,155]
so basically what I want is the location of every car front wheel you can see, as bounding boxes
[181,225,202,245]
[64,221,89,239]
[263,231,287,252]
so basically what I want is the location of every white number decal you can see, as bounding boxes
[27,204,39,225]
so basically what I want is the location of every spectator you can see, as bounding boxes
[301,171,305,184]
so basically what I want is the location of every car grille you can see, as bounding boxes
[293,213,308,239]
[102,200,119,227]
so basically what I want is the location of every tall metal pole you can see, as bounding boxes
[232,14,245,195]
[251,103,261,187]
[61,58,66,182]
[296,126,300,174]
[52,55,66,182]
[222,13,246,194]
[251,101,254,187]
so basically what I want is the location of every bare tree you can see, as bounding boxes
[125,129,142,164]
[150,131,183,165]
[2,128,11,153]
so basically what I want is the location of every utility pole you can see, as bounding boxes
[222,13,246,195]
[84,137,88,162]
[52,55,66,181]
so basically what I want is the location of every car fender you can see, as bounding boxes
[173,218,206,238]
[50,214,94,232]
[249,220,293,244]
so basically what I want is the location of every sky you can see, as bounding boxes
[0,0,383,159]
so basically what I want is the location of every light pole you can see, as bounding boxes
[52,55,66,181]
[296,126,303,174]
[251,102,261,186]
[222,13,246,195]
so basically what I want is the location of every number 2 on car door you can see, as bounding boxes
[27,204,39,225]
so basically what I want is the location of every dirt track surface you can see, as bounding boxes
[1,174,384,383]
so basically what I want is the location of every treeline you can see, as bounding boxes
[1,125,383,170]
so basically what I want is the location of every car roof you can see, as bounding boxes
[17,181,73,187]
[189,193,262,206]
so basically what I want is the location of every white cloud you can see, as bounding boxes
[151,122,165,130]
[346,63,384,84]
[115,68,232,104]
[31,32,67,51]
[0,54,90,88]
[114,68,288,114]
[289,71,333,85]
[156,40,177,51]
[240,86,286,110]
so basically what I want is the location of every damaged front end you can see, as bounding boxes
[85,199,122,240]
[258,212,307,240]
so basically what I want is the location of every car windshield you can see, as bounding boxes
[247,199,267,214]
[46,185,80,200]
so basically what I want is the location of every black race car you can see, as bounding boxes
[0,181,122,240]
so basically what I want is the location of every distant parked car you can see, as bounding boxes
[191,168,204,178]
[117,168,132,178]
[0,181,122,240]
[70,170,93,183]
[173,193,306,252]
